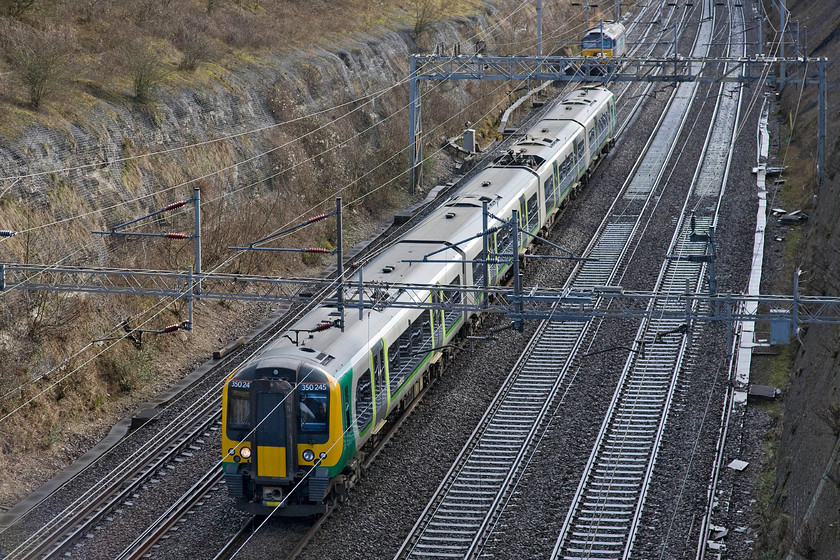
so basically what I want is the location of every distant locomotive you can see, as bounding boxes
[581,21,627,59]
[221,86,617,516]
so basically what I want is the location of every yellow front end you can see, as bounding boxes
[221,375,252,474]
[582,48,615,58]
[295,378,345,470]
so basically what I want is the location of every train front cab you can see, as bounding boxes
[581,22,626,58]
[222,359,347,516]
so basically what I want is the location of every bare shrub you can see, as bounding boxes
[129,0,175,26]
[174,23,214,71]
[78,0,109,23]
[2,24,70,108]
[122,38,168,103]
[98,346,156,394]
[791,521,820,560]
[817,401,840,437]
[26,291,92,342]
[413,0,439,37]
[0,0,51,18]
[214,8,265,49]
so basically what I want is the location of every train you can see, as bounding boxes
[581,21,627,59]
[221,85,617,516]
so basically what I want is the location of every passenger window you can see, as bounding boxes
[527,194,539,231]
[544,176,555,208]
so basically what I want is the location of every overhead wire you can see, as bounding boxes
[0,0,569,417]
[0,0,535,186]
[3,0,539,240]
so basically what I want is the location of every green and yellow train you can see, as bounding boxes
[221,86,617,516]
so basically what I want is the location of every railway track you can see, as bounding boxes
[394,3,724,559]
[116,468,224,560]
[2,403,223,560]
[0,3,751,559]
[0,56,600,560]
[552,3,746,558]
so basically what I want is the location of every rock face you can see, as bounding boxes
[0,1,548,509]
[765,1,840,556]
[0,6,506,260]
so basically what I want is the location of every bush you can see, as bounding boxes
[99,347,156,394]
[2,24,70,108]
[1,0,47,18]
[174,23,214,71]
[413,0,439,37]
[122,38,168,103]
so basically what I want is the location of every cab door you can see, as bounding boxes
[251,378,295,482]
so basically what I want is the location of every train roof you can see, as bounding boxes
[542,86,613,124]
[256,169,545,374]
[275,247,458,375]
[582,21,626,41]
[242,84,617,378]
[495,119,583,166]
[257,231,466,377]
[405,167,535,242]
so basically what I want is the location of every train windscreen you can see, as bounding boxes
[226,386,251,441]
[298,382,330,444]
[582,33,612,50]
[298,363,330,443]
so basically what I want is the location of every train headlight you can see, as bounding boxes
[240,446,251,459]
[302,449,315,462]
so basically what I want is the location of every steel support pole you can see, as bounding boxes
[482,201,490,309]
[818,57,826,188]
[674,16,679,78]
[187,266,194,331]
[793,268,801,343]
[803,25,807,56]
[600,20,604,58]
[336,197,345,331]
[193,186,201,298]
[358,267,364,320]
[408,57,422,194]
[707,227,717,295]
[779,0,786,90]
[537,0,543,57]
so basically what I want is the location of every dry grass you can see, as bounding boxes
[0,0,487,112]
[0,0,587,509]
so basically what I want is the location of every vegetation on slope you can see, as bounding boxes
[0,0,585,508]
[0,0,493,111]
